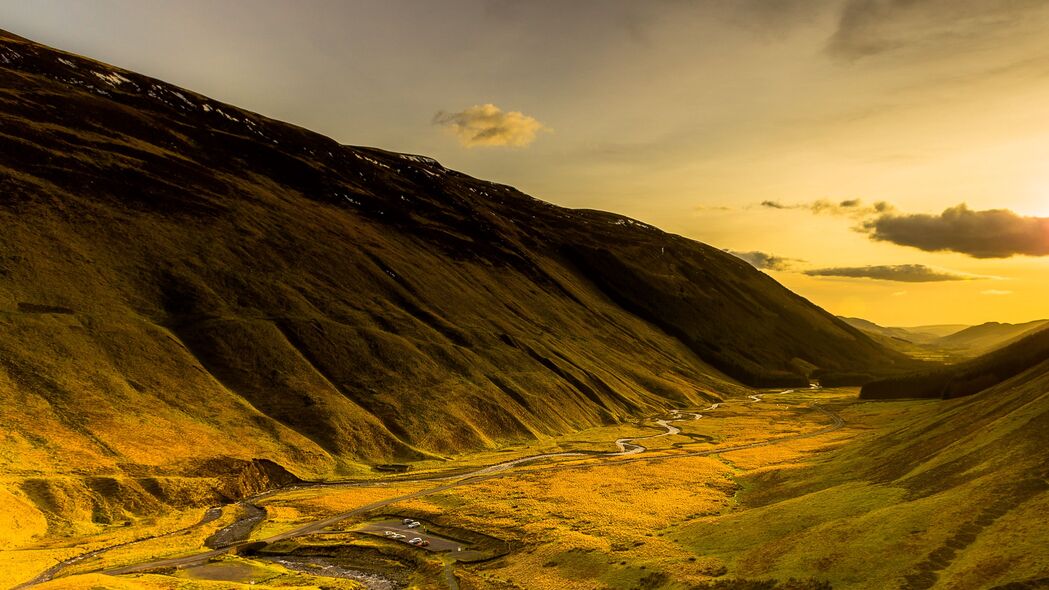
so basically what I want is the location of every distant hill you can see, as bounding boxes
[0,25,917,511]
[901,324,970,338]
[838,317,962,363]
[842,317,1048,363]
[839,317,948,344]
[935,320,1049,356]
[861,327,1049,400]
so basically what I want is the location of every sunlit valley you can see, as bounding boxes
[2,4,1049,590]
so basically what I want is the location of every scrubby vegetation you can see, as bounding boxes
[5,384,1049,589]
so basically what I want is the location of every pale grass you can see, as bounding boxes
[385,457,738,589]
[35,564,366,589]
[0,548,80,589]
[719,432,853,471]
[53,508,235,578]
[0,486,48,549]
[250,483,430,539]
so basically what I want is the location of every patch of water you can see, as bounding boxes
[265,557,401,590]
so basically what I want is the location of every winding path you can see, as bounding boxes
[19,391,844,586]
[12,507,223,590]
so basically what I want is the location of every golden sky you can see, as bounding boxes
[5,0,1049,326]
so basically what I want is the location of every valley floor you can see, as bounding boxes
[5,388,1047,590]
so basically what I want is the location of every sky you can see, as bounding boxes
[4,0,1049,326]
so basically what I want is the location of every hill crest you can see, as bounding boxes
[0,29,914,489]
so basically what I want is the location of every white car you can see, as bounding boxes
[406,521,421,528]
[408,537,430,547]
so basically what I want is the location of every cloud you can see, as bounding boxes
[862,204,1049,258]
[981,289,1013,296]
[760,198,893,217]
[803,264,985,282]
[826,0,1048,60]
[433,104,548,148]
[726,250,797,271]
[763,199,1049,258]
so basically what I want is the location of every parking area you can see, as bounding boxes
[356,518,467,553]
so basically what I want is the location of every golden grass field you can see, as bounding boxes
[6,384,1049,590]
[0,389,843,588]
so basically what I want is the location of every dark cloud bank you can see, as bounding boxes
[863,204,1049,258]
[762,199,1049,259]
[826,0,1048,60]
[803,264,982,282]
[761,199,892,216]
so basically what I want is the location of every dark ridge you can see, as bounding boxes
[0,30,916,478]
[862,328,1049,399]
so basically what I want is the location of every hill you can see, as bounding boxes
[838,317,961,363]
[0,30,916,529]
[838,317,948,344]
[706,355,1049,589]
[902,323,970,338]
[935,319,1049,356]
[861,326,1049,400]
[842,317,1048,364]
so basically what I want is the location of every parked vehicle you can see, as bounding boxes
[407,521,421,528]
[408,537,430,547]
[402,518,414,525]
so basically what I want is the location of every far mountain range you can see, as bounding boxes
[839,317,1049,362]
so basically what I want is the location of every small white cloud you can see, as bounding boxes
[433,103,548,148]
[980,289,1013,296]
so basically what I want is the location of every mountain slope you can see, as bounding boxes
[861,326,1049,400]
[838,316,963,363]
[845,317,1049,360]
[935,319,1049,356]
[694,356,1049,589]
[903,323,970,338]
[839,317,947,344]
[0,30,916,526]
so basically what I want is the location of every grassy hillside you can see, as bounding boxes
[678,365,1049,589]
[861,326,1049,399]
[838,317,961,363]
[0,30,915,533]
[838,317,947,345]
[844,316,1049,364]
[935,319,1049,356]
[902,324,970,338]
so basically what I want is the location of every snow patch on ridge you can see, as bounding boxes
[0,47,21,64]
[92,70,131,86]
